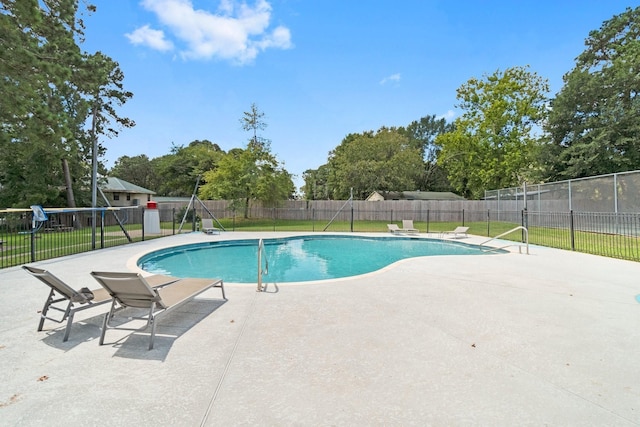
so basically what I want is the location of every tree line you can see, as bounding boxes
[0,0,133,208]
[1,3,639,208]
[109,103,294,217]
[304,7,640,200]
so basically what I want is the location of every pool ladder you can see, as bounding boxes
[257,239,269,291]
[479,226,529,254]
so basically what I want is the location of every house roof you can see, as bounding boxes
[100,177,155,195]
[153,196,192,203]
[367,191,465,201]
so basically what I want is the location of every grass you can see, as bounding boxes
[217,218,640,261]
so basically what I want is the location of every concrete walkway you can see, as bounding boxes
[1,232,639,426]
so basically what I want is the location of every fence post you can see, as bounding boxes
[312,208,315,232]
[141,207,145,241]
[487,209,490,237]
[30,214,36,262]
[462,209,465,226]
[100,210,105,247]
[350,204,354,232]
[570,210,575,251]
[273,207,276,232]
[426,209,430,233]
[172,208,176,235]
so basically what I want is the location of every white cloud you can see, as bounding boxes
[380,73,401,85]
[129,0,292,64]
[437,110,456,121]
[125,24,174,51]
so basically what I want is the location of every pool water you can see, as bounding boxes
[138,235,498,283]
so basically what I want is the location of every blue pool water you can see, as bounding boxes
[138,235,500,283]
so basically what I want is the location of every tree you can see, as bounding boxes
[544,6,640,180]
[240,102,268,149]
[436,66,549,199]
[302,164,331,200]
[199,105,293,216]
[109,155,157,189]
[151,140,224,196]
[199,145,293,216]
[82,51,135,210]
[0,1,134,208]
[399,115,454,191]
[0,0,86,206]
[326,128,424,199]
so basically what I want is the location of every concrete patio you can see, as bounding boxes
[1,232,639,426]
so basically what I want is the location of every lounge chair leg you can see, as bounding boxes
[219,281,226,300]
[63,312,75,342]
[99,313,108,346]
[149,317,156,350]
[38,289,56,331]
[60,301,73,340]
[99,302,115,346]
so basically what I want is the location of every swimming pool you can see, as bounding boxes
[138,235,502,283]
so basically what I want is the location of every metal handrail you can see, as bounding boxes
[479,226,529,254]
[257,238,269,291]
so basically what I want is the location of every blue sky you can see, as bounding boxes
[82,0,636,191]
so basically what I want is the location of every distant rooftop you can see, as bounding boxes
[101,177,155,195]
[367,191,465,201]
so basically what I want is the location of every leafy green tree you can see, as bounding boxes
[199,145,293,216]
[326,128,424,199]
[1,0,85,206]
[437,66,549,199]
[399,115,455,191]
[544,6,640,180]
[109,155,157,189]
[0,1,134,208]
[302,164,331,200]
[199,105,293,215]
[152,140,224,196]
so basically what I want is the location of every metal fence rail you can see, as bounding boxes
[2,204,640,268]
[0,207,176,269]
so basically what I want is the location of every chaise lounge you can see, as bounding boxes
[387,221,419,234]
[23,265,178,342]
[440,226,469,238]
[90,271,226,350]
[387,224,402,233]
[201,218,220,235]
[401,220,419,234]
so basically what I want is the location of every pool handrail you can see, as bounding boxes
[257,238,269,291]
[479,226,529,254]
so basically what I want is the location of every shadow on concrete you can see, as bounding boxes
[109,298,227,361]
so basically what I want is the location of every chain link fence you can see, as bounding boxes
[485,169,640,213]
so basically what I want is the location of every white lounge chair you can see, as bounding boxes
[440,226,469,238]
[401,220,419,234]
[387,224,402,233]
[201,218,220,235]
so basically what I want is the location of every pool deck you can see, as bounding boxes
[1,232,639,426]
